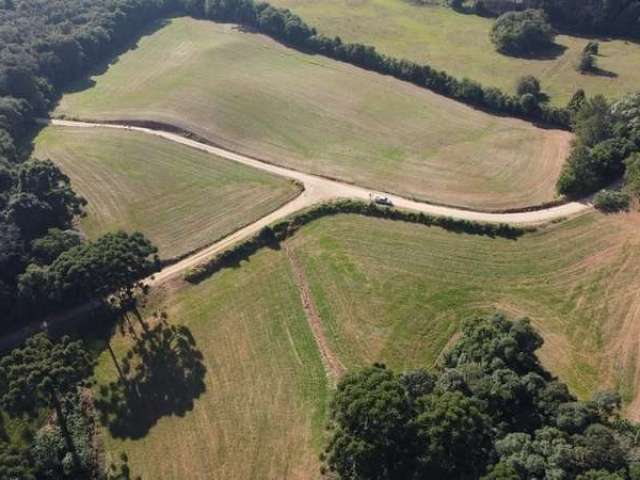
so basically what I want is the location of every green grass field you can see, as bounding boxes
[92,211,640,479]
[56,17,571,211]
[285,212,640,401]
[269,0,640,106]
[34,126,301,260]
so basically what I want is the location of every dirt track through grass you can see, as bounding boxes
[270,0,640,105]
[285,244,346,383]
[56,17,572,211]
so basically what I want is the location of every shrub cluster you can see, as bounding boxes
[557,93,640,198]
[593,190,630,212]
[185,0,570,128]
[490,9,556,56]
[184,200,526,283]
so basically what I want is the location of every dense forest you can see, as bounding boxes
[473,0,640,39]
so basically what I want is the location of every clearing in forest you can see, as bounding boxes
[34,125,301,259]
[269,0,640,105]
[56,17,571,211]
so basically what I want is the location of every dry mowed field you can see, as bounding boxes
[57,17,571,211]
[94,211,640,479]
[270,0,640,106]
[34,125,301,260]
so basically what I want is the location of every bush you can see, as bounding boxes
[516,75,541,97]
[594,190,630,212]
[490,9,556,56]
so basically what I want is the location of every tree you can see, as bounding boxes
[490,9,556,56]
[323,365,418,480]
[322,315,640,480]
[577,471,625,480]
[30,228,82,265]
[17,159,86,229]
[584,41,599,55]
[573,95,612,147]
[594,190,630,212]
[568,89,587,113]
[516,75,541,97]
[49,231,159,304]
[442,314,545,377]
[0,334,94,471]
[557,144,601,196]
[492,427,575,479]
[5,192,54,239]
[415,391,494,478]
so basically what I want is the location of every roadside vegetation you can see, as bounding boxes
[56,17,571,211]
[34,126,301,260]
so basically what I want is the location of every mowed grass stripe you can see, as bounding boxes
[94,248,327,480]
[34,125,301,259]
[269,0,640,105]
[57,17,571,211]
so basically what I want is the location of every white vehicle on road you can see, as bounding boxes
[372,194,393,207]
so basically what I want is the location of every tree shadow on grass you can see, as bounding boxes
[584,66,618,78]
[95,317,206,439]
[501,43,568,61]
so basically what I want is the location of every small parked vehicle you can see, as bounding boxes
[373,195,393,207]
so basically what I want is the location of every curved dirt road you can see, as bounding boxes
[47,119,592,285]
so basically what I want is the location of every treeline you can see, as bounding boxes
[184,200,527,284]
[324,314,640,479]
[183,0,570,128]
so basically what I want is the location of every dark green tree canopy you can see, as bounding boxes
[490,9,556,56]
[0,333,93,415]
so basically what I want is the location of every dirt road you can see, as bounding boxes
[48,119,592,285]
